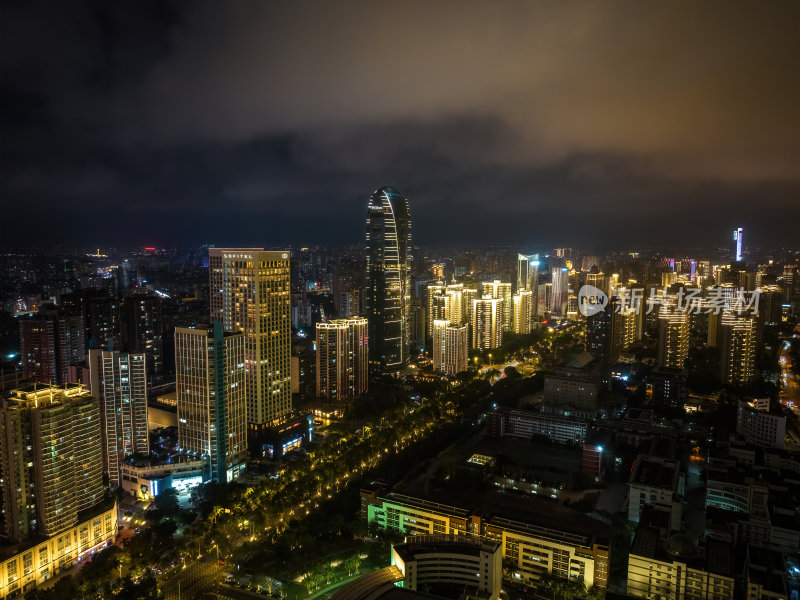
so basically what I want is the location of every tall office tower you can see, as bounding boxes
[365,186,412,372]
[175,324,247,482]
[408,299,425,352]
[732,227,743,262]
[315,318,369,401]
[657,298,690,369]
[432,320,469,375]
[585,272,607,294]
[0,384,104,542]
[19,309,85,385]
[472,298,503,350]
[481,281,513,331]
[516,254,539,291]
[512,290,533,334]
[551,267,569,317]
[121,291,164,381]
[208,249,292,452]
[719,312,758,386]
[88,350,149,485]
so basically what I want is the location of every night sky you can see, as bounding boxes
[2,2,799,249]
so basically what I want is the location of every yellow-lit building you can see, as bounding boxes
[720,311,758,386]
[481,281,513,331]
[472,298,503,350]
[363,489,609,589]
[0,502,117,599]
[657,297,689,369]
[0,384,105,542]
[175,324,247,482]
[627,527,734,600]
[209,249,291,453]
[315,318,369,401]
[432,320,469,375]
[512,290,533,334]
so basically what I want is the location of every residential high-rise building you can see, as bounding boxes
[472,298,503,350]
[512,290,533,334]
[0,384,104,542]
[88,350,149,485]
[315,318,369,401]
[175,323,247,482]
[657,298,689,369]
[208,249,292,452]
[365,186,412,371]
[19,309,84,385]
[432,320,469,375]
[481,281,512,331]
[121,291,164,381]
[719,311,758,386]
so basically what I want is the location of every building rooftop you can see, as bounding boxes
[630,455,679,490]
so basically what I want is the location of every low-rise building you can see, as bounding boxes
[0,502,117,599]
[362,489,609,589]
[392,535,502,600]
[628,455,684,532]
[627,524,734,600]
[486,407,587,445]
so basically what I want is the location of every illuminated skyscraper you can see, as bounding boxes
[517,254,540,314]
[0,384,104,542]
[482,281,513,331]
[209,249,291,451]
[551,267,569,318]
[719,311,758,386]
[472,298,503,350]
[88,349,149,485]
[175,324,247,482]
[512,290,533,334]
[432,320,469,375]
[365,187,412,371]
[315,318,369,401]
[657,298,690,369]
[732,227,743,262]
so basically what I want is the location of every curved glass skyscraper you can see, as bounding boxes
[365,186,411,371]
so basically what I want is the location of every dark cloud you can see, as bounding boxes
[1,1,799,248]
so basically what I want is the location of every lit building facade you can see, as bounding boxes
[720,311,758,386]
[0,385,105,542]
[0,502,117,599]
[432,320,469,375]
[208,249,292,452]
[512,290,533,335]
[315,318,369,401]
[472,298,503,350]
[657,298,689,369]
[363,490,609,589]
[365,186,412,372]
[175,324,247,482]
[88,349,149,485]
[481,281,513,331]
[551,267,569,318]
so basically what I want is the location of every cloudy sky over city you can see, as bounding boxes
[2,1,799,248]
